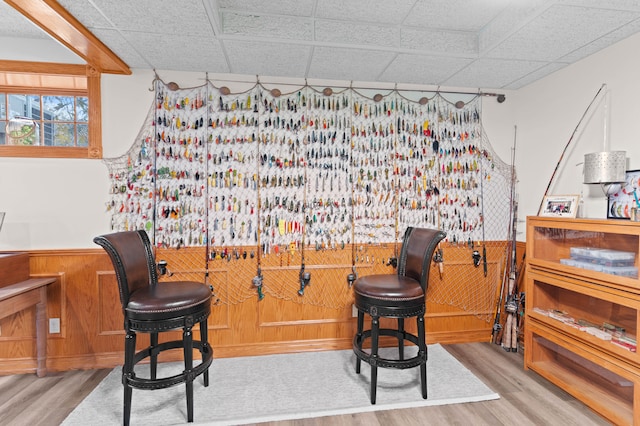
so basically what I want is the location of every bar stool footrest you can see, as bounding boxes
[353,328,426,370]
[126,340,213,390]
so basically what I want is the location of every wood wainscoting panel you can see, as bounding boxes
[0,305,35,341]
[0,252,29,286]
[0,241,512,374]
[96,271,122,336]
[206,270,231,331]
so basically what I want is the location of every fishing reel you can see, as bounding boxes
[505,294,518,314]
[206,281,221,305]
[433,248,444,277]
[157,260,173,276]
[472,250,482,267]
[347,266,358,287]
[252,269,264,301]
[298,264,311,296]
[347,273,356,287]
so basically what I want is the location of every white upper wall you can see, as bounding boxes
[0,36,83,63]
[3,30,640,249]
[514,31,640,224]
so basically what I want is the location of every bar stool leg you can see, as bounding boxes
[200,319,210,387]
[418,315,427,399]
[123,331,136,426]
[397,318,405,360]
[370,316,380,405]
[355,310,364,374]
[183,326,194,422]
[150,332,158,380]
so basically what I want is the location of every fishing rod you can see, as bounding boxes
[203,80,219,302]
[537,84,606,212]
[480,145,487,277]
[509,85,606,343]
[252,88,265,301]
[298,146,311,296]
[492,126,517,345]
[502,199,519,351]
[503,126,519,351]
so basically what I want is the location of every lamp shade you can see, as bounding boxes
[583,151,626,184]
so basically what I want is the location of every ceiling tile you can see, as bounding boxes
[89,28,150,69]
[315,20,399,48]
[224,40,310,77]
[77,0,214,35]
[444,58,547,88]
[121,31,228,73]
[401,28,477,55]
[216,0,316,16]
[307,47,395,81]
[5,0,640,90]
[315,0,416,25]
[404,0,511,30]
[379,54,474,85]
[0,1,49,38]
[221,12,312,40]
[558,18,640,62]
[56,0,114,28]
[503,61,569,89]
[558,0,640,11]
[479,0,551,53]
[486,5,638,61]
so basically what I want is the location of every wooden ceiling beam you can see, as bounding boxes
[5,0,131,75]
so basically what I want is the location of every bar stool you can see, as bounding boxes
[94,230,213,425]
[353,226,446,404]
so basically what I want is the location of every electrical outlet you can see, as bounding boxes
[49,318,60,334]
[352,304,358,317]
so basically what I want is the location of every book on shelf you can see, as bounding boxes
[611,338,637,352]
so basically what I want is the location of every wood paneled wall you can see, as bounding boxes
[0,241,524,375]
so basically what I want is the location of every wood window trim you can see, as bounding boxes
[0,60,102,159]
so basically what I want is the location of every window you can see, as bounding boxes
[0,61,102,159]
[2,93,89,147]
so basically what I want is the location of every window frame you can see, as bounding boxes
[0,61,102,159]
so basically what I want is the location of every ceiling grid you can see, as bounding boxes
[2,0,640,89]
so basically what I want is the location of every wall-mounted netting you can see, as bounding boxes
[103,79,513,320]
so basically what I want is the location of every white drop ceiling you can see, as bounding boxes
[2,0,640,89]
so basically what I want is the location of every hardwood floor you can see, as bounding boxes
[0,342,610,425]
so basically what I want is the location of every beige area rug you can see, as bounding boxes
[62,344,499,425]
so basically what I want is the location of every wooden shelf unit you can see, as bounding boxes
[525,216,640,425]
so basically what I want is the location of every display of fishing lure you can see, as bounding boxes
[104,80,507,253]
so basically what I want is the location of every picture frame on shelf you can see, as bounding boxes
[539,194,580,218]
[607,169,640,220]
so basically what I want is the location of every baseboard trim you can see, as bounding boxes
[0,329,494,375]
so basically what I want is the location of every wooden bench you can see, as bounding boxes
[0,253,55,377]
